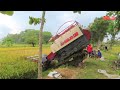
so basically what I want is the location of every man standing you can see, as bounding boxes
[87,44,93,57]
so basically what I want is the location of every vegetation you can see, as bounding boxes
[89,15,120,49]
[107,11,120,30]
[2,30,52,47]
[106,11,120,48]
[29,11,81,79]
[0,44,51,79]
[0,46,38,79]
[0,11,14,16]
[0,11,120,79]
[29,11,46,79]
[0,43,119,79]
[43,46,120,79]
[89,17,110,48]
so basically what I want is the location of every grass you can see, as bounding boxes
[0,47,38,79]
[43,46,120,79]
[0,43,120,79]
[0,44,51,79]
[76,46,120,79]
[0,44,50,79]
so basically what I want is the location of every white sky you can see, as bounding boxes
[0,11,119,42]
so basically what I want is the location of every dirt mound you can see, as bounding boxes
[55,68,78,79]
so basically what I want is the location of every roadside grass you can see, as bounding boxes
[76,46,120,79]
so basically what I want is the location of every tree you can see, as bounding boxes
[29,11,46,79]
[43,31,52,44]
[89,17,110,48]
[0,11,14,16]
[22,29,39,47]
[2,36,13,47]
[107,11,120,30]
[29,11,81,79]
[0,11,14,46]
[5,34,21,44]
[38,11,46,79]
[2,29,52,46]
[106,11,120,48]
[106,21,119,48]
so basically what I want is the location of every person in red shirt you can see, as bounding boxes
[87,44,93,57]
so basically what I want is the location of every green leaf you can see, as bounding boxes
[0,11,14,16]
[29,16,46,25]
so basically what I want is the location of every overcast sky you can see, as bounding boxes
[0,11,119,42]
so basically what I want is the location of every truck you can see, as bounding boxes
[42,21,91,71]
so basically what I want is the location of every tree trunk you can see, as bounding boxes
[97,38,101,49]
[32,42,35,47]
[38,11,46,79]
[110,35,115,49]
